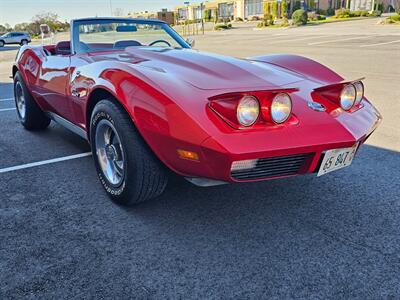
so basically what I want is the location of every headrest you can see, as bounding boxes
[114,40,142,49]
[55,41,71,55]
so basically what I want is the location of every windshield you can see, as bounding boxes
[73,19,189,53]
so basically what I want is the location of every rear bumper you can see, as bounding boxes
[194,100,382,183]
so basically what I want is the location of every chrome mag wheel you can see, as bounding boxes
[95,119,125,186]
[15,81,26,119]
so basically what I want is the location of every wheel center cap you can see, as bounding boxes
[105,145,117,160]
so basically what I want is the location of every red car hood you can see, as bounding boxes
[90,47,306,90]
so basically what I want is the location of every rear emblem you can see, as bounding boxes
[308,101,326,112]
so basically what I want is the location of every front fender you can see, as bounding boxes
[248,54,344,85]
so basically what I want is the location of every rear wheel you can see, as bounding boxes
[14,71,51,130]
[90,99,168,205]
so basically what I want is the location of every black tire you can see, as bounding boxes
[0,40,4,47]
[14,71,51,130]
[20,39,28,46]
[90,99,168,205]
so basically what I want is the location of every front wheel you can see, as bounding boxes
[20,39,28,46]
[90,100,168,205]
[14,71,51,130]
[0,40,4,47]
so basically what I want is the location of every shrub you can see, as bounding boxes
[292,9,308,25]
[369,10,382,17]
[326,8,335,16]
[316,9,326,15]
[308,12,327,21]
[249,15,260,21]
[335,8,351,18]
[214,23,231,30]
[307,11,317,20]
[389,14,400,21]
[257,14,274,27]
[352,10,369,17]
[281,17,290,26]
[235,17,244,22]
[257,20,268,27]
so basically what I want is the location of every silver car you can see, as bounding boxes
[0,32,31,47]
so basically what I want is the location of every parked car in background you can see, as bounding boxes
[0,32,31,47]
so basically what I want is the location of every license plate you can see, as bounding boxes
[317,143,358,176]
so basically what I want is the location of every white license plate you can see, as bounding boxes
[317,143,359,176]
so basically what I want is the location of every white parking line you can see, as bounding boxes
[0,108,16,112]
[0,152,92,174]
[360,39,400,48]
[270,35,325,44]
[0,98,14,102]
[308,36,371,46]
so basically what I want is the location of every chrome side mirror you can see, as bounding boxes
[186,37,195,48]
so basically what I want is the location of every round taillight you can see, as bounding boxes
[271,93,292,124]
[340,84,356,110]
[236,96,260,127]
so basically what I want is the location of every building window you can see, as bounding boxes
[193,7,203,19]
[178,8,187,19]
[244,0,263,17]
[219,2,234,18]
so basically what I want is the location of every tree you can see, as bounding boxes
[281,0,289,17]
[31,12,61,34]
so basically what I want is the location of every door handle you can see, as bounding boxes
[75,71,81,78]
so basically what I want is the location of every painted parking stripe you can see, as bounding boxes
[0,108,16,112]
[0,98,14,102]
[308,36,371,45]
[360,39,400,48]
[0,152,92,174]
[270,35,325,44]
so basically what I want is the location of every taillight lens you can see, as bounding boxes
[340,84,356,110]
[271,93,292,124]
[236,96,260,126]
[313,80,364,112]
[353,81,364,105]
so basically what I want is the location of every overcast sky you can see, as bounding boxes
[0,0,186,26]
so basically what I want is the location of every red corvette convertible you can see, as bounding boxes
[13,17,381,205]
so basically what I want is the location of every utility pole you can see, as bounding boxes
[109,0,113,16]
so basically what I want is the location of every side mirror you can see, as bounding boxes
[186,37,195,48]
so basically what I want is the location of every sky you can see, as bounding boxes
[0,0,186,26]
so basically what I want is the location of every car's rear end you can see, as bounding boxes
[162,79,381,185]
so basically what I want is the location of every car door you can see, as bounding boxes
[3,33,12,43]
[36,50,73,121]
[9,33,19,43]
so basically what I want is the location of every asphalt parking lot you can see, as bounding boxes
[1,18,400,299]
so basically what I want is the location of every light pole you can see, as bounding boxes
[184,1,190,35]
[109,0,113,16]
[201,2,204,35]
